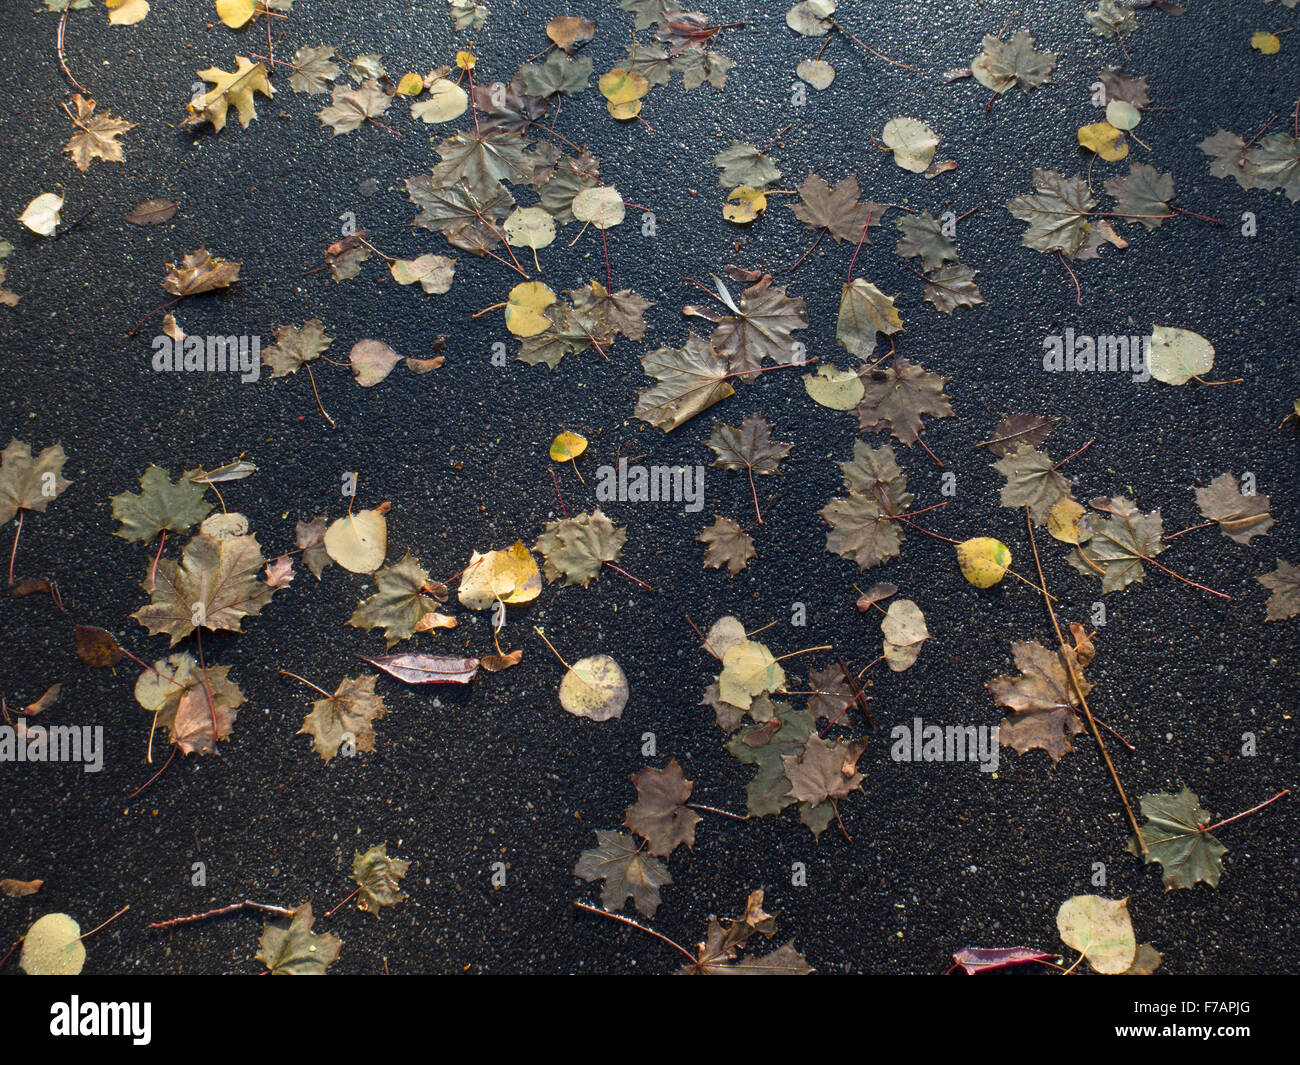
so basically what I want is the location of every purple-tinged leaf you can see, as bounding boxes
[364,654,479,685]
[949,947,1055,975]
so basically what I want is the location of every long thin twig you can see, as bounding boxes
[1025,508,1145,852]
[573,902,697,964]
[57,10,89,94]
[149,900,296,929]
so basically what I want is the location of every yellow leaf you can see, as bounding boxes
[107,0,150,25]
[1078,122,1128,162]
[723,185,767,225]
[1251,32,1281,55]
[187,56,274,131]
[458,542,542,608]
[505,281,556,338]
[1047,498,1089,545]
[214,0,255,28]
[323,509,388,574]
[549,431,588,462]
[396,72,425,96]
[455,51,477,71]
[956,537,1012,588]
[599,69,649,120]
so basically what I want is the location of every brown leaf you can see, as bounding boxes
[0,878,42,898]
[625,759,702,857]
[987,640,1090,763]
[75,625,124,668]
[161,249,240,297]
[1194,472,1273,545]
[547,15,597,52]
[789,172,885,243]
[63,94,135,172]
[126,198,178,226]
[782,734,866,806]
[698,515,756,575]
[298,674,388,762]
[981,413,1059,458]
[857,357,953,446]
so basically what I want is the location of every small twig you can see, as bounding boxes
[149,900,296,929]
[573,902,697,965]
[1203,789,1290,834]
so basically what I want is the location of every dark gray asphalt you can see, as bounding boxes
[0,0,1296,974]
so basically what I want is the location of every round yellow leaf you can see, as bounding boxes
[599,69,649,121]
[1251,32,1281,55]
[723,186,767,225]
[411,80,468,123]
[505,281,556,338]
[214,0,255,29]
[1078,122,1128,162]
[20,913,86,976]
[455,51,477,70]
[1047,498,1089,545]
[956,537,1012,588]
[560,655,628,721]
[1105,100,1140,131]
[324,509,388,574]
[571,186,626,229]
[396,72,425,96]
[549,431,588,462]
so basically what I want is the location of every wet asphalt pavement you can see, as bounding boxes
[0,0,1297,974]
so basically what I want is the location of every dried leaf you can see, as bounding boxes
[699,515,756,574]
[352,844,410,915]
[626,760,701,856]
[1195,472,1273,544]
[256,904,342,975]
[111,465,212,543]
[574,829,670,917]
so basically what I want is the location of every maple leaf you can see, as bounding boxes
[971,30,1057,94]
[840,441,913,508]
[0,440,71,524]
[134,651,245,755]
[574,829,672,917]
[625,760,702,857]
[806,663,857,728]
[923,264,985,314]
[516,303,597,369]
[821,495,903,569]
[1069,495,1165,593]
[256,903,342,975]
[623,40,672,86]
[472,77,548,134]
[619,0,677,30]
[994,445,1073,525]
[857,357,953,446]
[895,211,959,271]
[727,703,816,817]
[569,281,653,342]
[111,465,212,543]
[714,140,782,190]
[263,319,333,378]
[697,273,809,376]
[317,80,391,134]
[289,44,341,94]
[1198,128,1259,190]
[62,94,134,172]
[431,129,534,198]
[1105,163,1174,230]
[352,844,411,915]
[698,515,756,574]
[672,51,735,91]
[681,889,814,975]
[837,279,903,358]
[1247,133,1300,202]
[298,674,388,762]
[449,0,488,31]
[634,333,735,431]
[783,734,866,836]
[987,640,1089,763]
[324,231,372,280]
[185,56,274,131]
[348,553,442,648]
[790,172,884,243]
[707,415,791,476]
[295,515,332,578]
[1007,170,1097,257]
[405,176,514,253]
[161,249,240,297]
[517,52,592,97]
[133,529,274,645]
[1086,0,1140,37]
[1257,559,1300,621]
[1099,69,1150,107]
[537,151,602,224]
[1194,472,1273,544]
[1126,788,1227,889]
[534,509,626,586]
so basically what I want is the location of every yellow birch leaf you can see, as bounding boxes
[956,537,1012,588]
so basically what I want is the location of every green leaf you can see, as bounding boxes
[1127,788,1227,890]
[255,903,342,975]
[111,466,213,543]
[347,552,439,648]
